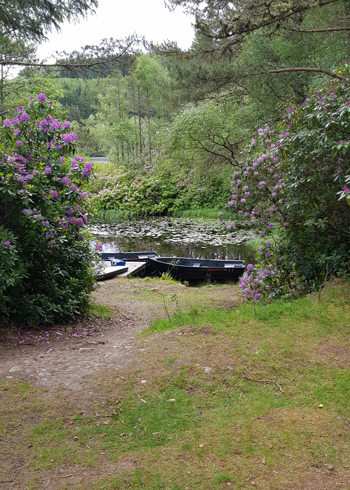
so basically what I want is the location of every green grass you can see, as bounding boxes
[171,208,221,218]
[87,302,112,319]
[94,207,221,222]
[1,280,350,489]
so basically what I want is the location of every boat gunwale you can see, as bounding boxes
[148,256,245,269]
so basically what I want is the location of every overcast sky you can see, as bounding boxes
[36,0,195,60]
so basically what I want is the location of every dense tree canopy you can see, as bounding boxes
[0,0,97,41]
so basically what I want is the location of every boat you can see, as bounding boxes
[144,257,245,282]
[95,261,128,281]
[99,251,158,262]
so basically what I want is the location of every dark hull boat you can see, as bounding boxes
[145,257,245,282]
[100,251,157,262]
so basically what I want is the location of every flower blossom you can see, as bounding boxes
[2,240,13,249]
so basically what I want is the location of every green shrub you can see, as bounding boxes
[227,63,350,295]
[93,167,230,216]
[0,94,97,326]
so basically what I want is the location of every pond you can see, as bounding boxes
[90,217,256,264]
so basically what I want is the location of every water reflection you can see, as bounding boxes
[90,217,256,263]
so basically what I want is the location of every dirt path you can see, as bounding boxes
[0,277,240,397]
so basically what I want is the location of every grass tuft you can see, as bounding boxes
[87,302,112,319]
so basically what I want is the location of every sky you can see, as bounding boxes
[36,0,195,61]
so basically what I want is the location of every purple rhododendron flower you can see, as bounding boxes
[19,112,29,122]
[44,166,52,174]
[38,93,47,102]
[246,264,254,271]
[265,241,271,248]
[50,120,62,130]
[2,240,13,249]
[3,118,11,126]
[16,140,23,147]
[61,133,73,143]
[61,176,70,184]
[50,190,59,198]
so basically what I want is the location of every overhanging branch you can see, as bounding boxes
[288,27,350,33]
[268,67,345,81]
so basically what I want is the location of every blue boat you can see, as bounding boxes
[145,257,245,282]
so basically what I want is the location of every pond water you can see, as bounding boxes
[90,217,256,263]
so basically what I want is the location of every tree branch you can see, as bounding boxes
[267,67,345,81]
[288,27,350,33]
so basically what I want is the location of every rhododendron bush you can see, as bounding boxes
[227,64,350,298]
[0,94,96,326]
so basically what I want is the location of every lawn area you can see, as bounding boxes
[0,280,350,489]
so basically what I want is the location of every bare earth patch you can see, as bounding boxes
[0,278,239,396]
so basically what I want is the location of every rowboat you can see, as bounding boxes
[144,257,245,282]
[99,251,157,262]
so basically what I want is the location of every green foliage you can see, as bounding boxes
[92,165,230,216]
[0,95,96,326]
[0,0,97,42]
[157,98,246,171]
[0,226,26,317]
[1,69,64,119]
[227,63,350,295]
[58,78,100,122]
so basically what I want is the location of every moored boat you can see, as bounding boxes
[145,256,245,282]
[99,251,158,262]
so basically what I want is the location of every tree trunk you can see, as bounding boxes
[137,86,143,155]
[117,84,124,165]
[146,88,152,168]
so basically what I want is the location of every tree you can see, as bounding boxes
[0,0,97,42]
[158,98,249,174]
[133,55,171,167]
[92,72,139,165]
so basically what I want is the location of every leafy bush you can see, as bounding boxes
[93,167,230,216]
[0,94,96,326]
[227,64,350,294]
